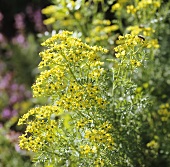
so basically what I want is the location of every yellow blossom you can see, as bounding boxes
[43,17,56,25]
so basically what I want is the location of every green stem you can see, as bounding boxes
[61,52,79,83]
[60,129,80,153]
[70,11,88,37]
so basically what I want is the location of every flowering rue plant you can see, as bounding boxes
[18,29,152,166]
[18,30,113,166]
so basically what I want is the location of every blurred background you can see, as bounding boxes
[0,1,51,166]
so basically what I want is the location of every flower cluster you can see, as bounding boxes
[85,19,119,44]
[42,1,84,26]
[94,158,104,167]
[114,34,147,68]
[127,26,155,37]
[158,103,170,122]
[18,31,110,166]
[32,31,108,111]
[78,121,114,166]
[147,139,159,149]
[126,26,159,49]
[41,1,119,51]
[79,144,97,155]
[126,0,161,14]
[111,0,128,12]
[18,105,60,151]
[0,61,31,120]
[84,121,114,149]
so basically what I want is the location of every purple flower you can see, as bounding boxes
[12,34,25,45]
[9,95,19,104]
[2,108,11,119]
[26,5,46,32]
[0,73,12,89]
[1,108,18,119]
[33,9,44,32]
[11,83,19,91]
[14,13,25,30]
[15,144,21,152]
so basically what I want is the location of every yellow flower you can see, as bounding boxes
[43,17,56,25]
[111,3,121,12]
[41,5,57,15]
[147,140,159,149]
[80,145,92,154]
[74,12,82,20]
[126,5,137,14]
[147,39,159,48]
[94,158,104,167]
